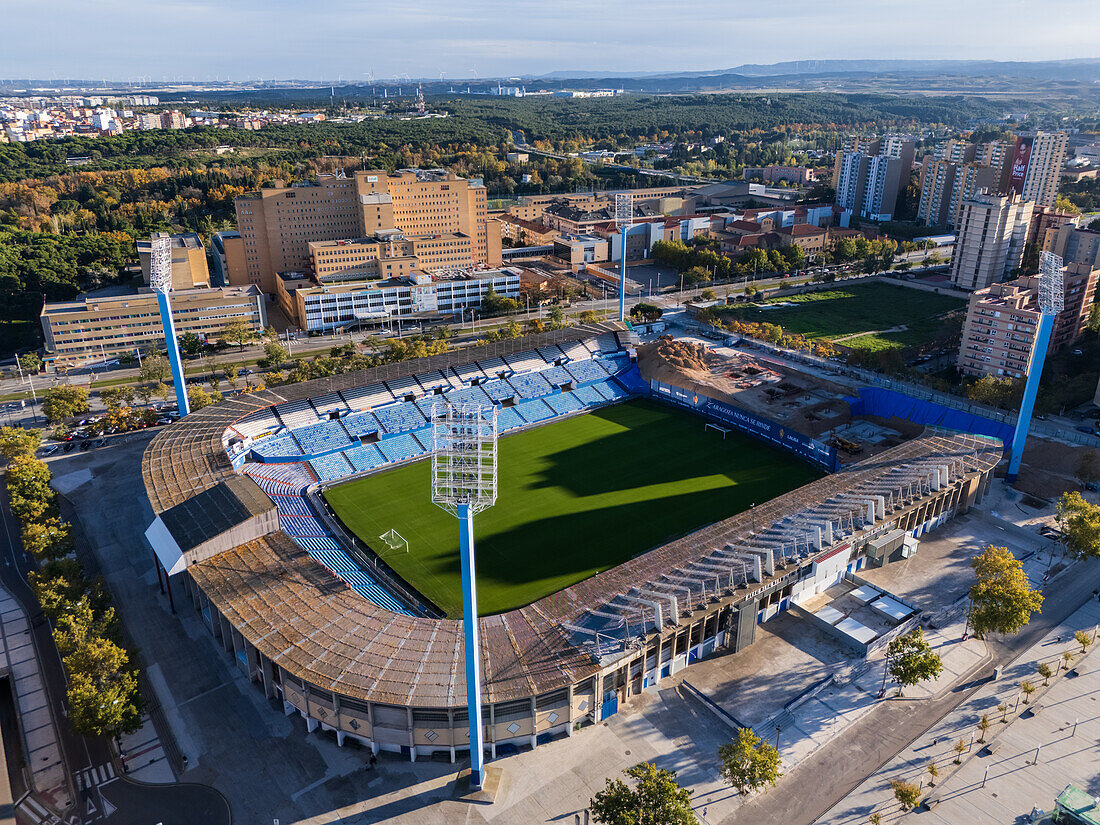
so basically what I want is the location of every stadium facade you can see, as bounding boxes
[142,323,1000,761]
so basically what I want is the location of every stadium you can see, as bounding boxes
[141,322,1000,762]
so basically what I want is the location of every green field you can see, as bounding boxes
[324,399,821,617]
[720,282,965,352]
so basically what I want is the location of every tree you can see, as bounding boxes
[17,352,42,375]
[998,703,1008,722]
[177,332,203,356]
[590,762,697,825]
[1062,650,1076,671]
[700,288,717,302]
[926,761,939,786]
[977,714,991,743]
[886,628,943,692]
[1037,662,1053,686]
[99,386,135,410]
[1075,630,1092,654]
[548,305,565,330]
[869,813,883,825]
[0,426,41,461]
[953,739,967,764]
[187,386,215,410]
[1086,304,1100,339]
[1056,492,1100,559]
[64,636,143,737]
[138,355,170,386]
[630,303,664,323]
[263,339,289,369]
[221,318,257,351]
[41,386,89,424]
[718,727,782,796]
[968,545,1044,637]
[890,779,921,811]
[21,518,73,561]
[1020,680,1036,704]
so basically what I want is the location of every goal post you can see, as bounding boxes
[704,422,730,440]
[378,528,408,553]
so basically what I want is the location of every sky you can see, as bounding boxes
[1,0,1098,81]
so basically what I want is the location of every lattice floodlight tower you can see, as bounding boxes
[1007,251,1064,483]
[149,235,191,416]
[615,193,633,323]
[431,402,498,788]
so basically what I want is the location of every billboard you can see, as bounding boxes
[702,398,839,470]
[1008,136,1033,195]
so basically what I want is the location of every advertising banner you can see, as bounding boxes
[1008,136,1033,195]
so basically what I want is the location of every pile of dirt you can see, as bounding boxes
[638,339,714,384]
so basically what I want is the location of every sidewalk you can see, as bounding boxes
[0,583,72,819]
[815,592,1100,823]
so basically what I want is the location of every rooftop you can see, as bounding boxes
[42,285,263,315]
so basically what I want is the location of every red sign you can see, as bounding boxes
[1008,136,1033,195]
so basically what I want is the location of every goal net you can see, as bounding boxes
[378,529,408,554]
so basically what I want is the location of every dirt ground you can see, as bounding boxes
[1012,437,1096,499]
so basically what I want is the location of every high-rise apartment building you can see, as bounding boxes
[1008,131,1067,208]
[232,169,501,293]
[835,153,902,220]
[917,159,958,227]
[880,133,917,192]
[1046,224,1100,268]
[950,191,1034,291]
[949,163,1000,228]
[957,263,1098,378]
[935,139,977,164]
[832,136,881,189]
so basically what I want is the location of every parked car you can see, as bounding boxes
[1076,425,1097,435]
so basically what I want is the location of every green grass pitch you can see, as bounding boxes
[719,282,965,352]
[323,398,821,618]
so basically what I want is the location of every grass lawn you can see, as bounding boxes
[324,398,821,617]
[719,282,965,351]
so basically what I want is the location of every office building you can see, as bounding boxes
[136,232,210,290]
[274,267,521,332]
[40,286,266,365]
[210,231,247,288]
[233,169,502,294]
[950,192,1034,291]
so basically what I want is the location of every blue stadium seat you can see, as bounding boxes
[345,444,387,473]
[342,412,382,438]
[481,380,515,402]
[515,399,555,423]
[540,365,573,386]
[565,359,607,385]
[252,433,303,458]
[310,452,354,482]
[507,372,554,400]
[497,406,524,431]
[372,402,427,434]
[545,392,584,415]
[294,420,355,455]
[573,385,606,406]
[377,433,426,464]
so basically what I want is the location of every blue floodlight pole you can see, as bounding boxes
[619,225,628,324]
[457,502,485,787]
[1006,251,1063,485]
[1006,312,1054,483]
[150,235,191,417]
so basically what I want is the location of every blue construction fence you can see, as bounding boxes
[844,387,1012,451]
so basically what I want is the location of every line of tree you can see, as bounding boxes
[0,427,143,736]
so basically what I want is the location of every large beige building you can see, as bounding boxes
[41,286,267,365]
[308,232,474,283]
[232,170,501,293]
[950,192,1034,291]
[136,232,210,290]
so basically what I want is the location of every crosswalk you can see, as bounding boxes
[15,793,64,824]
[75,762,116,791]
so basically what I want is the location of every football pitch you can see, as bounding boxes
[719,282,965,352]
[323,398,821,618]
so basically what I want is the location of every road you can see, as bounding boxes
[0,477,231,825]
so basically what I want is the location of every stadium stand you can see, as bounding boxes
[477,356,511,378]
[294,420,355,455]
[444,385,493,407]
[566,360,607,384]
[342,412,381,438]
[595,332,620,353]
[545,392,585,416]
[508,372,554,399]
[378,433,426,464]
[496,406,524,431]
[233,407,280,440]
[540,365,573,386]
[415,370,452,394]
[310,452,355,482]
[515,399,555,423]
[573,385,607,406]
[536,345,566,363]
[275,398,320,430]
[559,341,591,362]
[385,375,421,400]
[252,433,303,459]
[451,362,487,385]
[372,403,427,434]
[503,350,546,374]
[340,383,393,412]
[616,366,649,395]
[311,392,347,418]
[482,379,516,403]
[345,444,388,473]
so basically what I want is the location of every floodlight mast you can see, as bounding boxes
[615,193,633,323]
[149,236,191,416]
[431,403,498,788]
[1006,251,1064,483]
